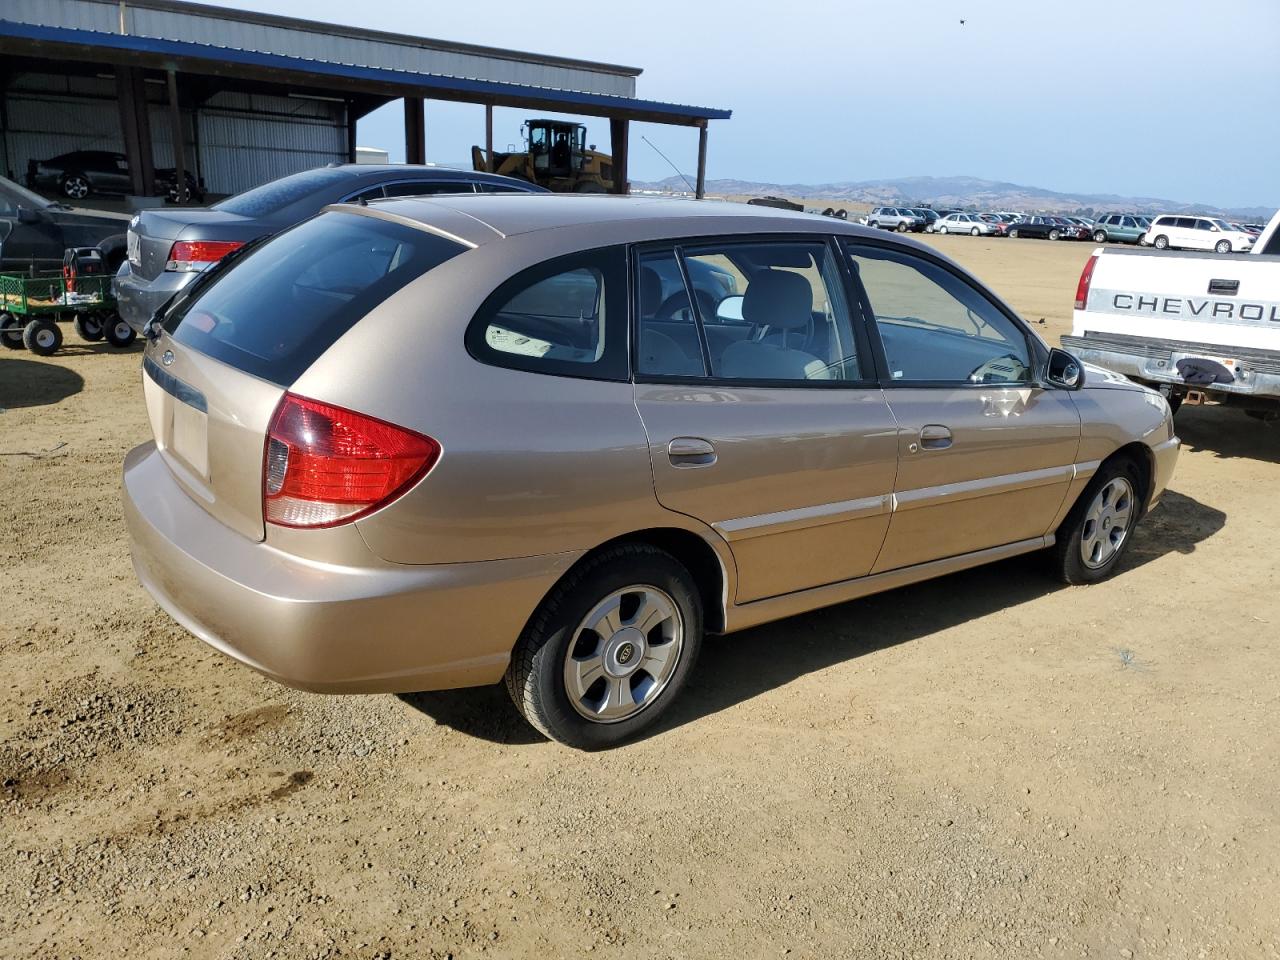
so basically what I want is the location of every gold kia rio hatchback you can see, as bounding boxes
[124,195,1180,748]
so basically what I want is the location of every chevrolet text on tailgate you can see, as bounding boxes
[1066,209,1280,419]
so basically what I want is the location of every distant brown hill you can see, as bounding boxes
[633,174,1274,220]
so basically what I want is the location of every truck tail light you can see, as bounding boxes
[1074,253,1098,311]
[263,393,441,529]
[166,239,244,272]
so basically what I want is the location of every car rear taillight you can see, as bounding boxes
[1074,253,1098,311]
[166,239,245,272]
[263,393,441,529]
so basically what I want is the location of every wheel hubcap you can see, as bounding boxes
[37,329,55,348]
[563,585,684,724]
[1080,477,1134,569]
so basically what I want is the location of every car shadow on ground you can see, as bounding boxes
[1175,406,1280,464]
[0,356,85,410]
[399,489,1225,747]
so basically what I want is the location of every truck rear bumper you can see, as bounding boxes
[1063,333,1280,402]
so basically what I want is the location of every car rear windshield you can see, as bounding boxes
[212,167,355,217]
[163,210,465,385]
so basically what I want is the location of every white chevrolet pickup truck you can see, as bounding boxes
[1064,210,1280,418]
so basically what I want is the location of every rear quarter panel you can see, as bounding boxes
[289,230,732,570]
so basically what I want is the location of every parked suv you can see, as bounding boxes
[116,163,546,334]
[1092,214,1150,245]
[867,207,926,232]
[123,196,1179,748]
[1142,215,1255,253]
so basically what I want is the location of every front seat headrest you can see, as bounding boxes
[639,266,664,315]
[742,270,813,330]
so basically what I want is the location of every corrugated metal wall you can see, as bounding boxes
[1,75,335,196]
[1,74,124,183]
[8,0,640,98]
[196,92,346,195]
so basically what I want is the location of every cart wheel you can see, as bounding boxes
[0,312,25,350]
[104,315,138,348]
[74,313,106,342]
[23,319,63,356]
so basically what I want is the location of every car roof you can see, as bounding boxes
[347,194,876,248]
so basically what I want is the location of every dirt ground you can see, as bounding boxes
[2,234,1278,960]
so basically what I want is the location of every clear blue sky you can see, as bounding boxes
[201,0,1279,208]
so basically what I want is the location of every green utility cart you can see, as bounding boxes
[0,271,135,356]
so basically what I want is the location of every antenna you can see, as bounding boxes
[641,135,696,196]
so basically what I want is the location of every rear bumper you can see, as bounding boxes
[123,441,579,693]
[115,261,195,333]
[1063,334,1280,402]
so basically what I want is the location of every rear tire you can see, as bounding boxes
[22,318,63,356]
[74,313,105,341]
[104,315,137,348]
[505,543,703,749]
[1050,458,1143,585]
[1153,235,1169,250]
[0,312,24,350]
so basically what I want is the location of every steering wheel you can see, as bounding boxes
[655,288,721,323]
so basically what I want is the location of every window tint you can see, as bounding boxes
[164,211,463,385]
[477,182,532,194]
[641,239,863,383]
[346,185,386,203]
[381,180,477,198]
[467,247,627,380]
[845,244,1032,384]
[636,249,706,377]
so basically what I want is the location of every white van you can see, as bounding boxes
[1141,215,1255,253]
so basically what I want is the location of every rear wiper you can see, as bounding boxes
[144,233,272,342]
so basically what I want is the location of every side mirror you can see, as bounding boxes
[16,206,41,224]
[1045,347,1084,390]
[715,294,745,323]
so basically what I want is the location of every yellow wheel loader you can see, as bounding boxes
[473,119,614,193]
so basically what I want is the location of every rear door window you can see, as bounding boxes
[466,247,628,380]
[163,211,464,385]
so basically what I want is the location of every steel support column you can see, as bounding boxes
[404,96,426,165]
[695,122,708,200]
[484,104,494,172]
[165,69,187,203]
[116,67,156,197]
[609,116,629,194]
[346,101,358,163]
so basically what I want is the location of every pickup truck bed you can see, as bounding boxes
[1066,245,1280,415]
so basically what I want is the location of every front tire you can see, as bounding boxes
[1050,458,1143,585]
[939,225,948,234]
[1153,235,1169,250]
[1048,228,1061,241]
[23,318,63,356]
[1093,230,1107,243]
[896,221,909,232]
[1009,228,1019,238]
[970,226,981,236]
[1215,239,1231,254]
[505,543,703,749]
[60,174,91,200]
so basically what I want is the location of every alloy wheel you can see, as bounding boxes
[562,585,684,723]
[1080,476,1134,569]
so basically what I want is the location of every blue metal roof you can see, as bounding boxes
[0,20,732,122]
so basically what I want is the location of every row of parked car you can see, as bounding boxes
[863,206,1264,252]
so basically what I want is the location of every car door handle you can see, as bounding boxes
[919,424,953,450]
[668,437,717,467]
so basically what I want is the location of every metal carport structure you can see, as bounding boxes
[0,0,730,202]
